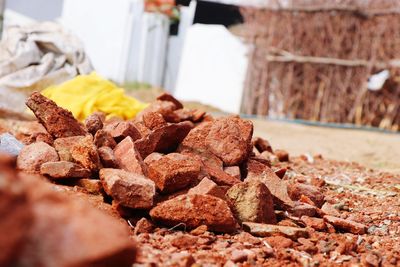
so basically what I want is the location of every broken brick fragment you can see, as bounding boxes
[98,146,118,168]
[137,100,177,122]
[73,179,103,195]
[274,149,289,162]
[40,161,91,179]
[156,92,184,109]
[113,136,144,175]
[224,166,241,180]
[226,181,276,224]
[242,222,308,240]
[85,112,104,135]
[54,136,85,161]
[288,183,325,208]
[252,137,273,153]
[134,121,193,160]
[150,194,238,233]
[17,142,59,173]
[70,135,101,172]
[134,218,154,235]
[245,165,294,209]
[100,168,155,209]
[26,132,54,146]
[323,215,366,235]
[188,177,228,200]
[26,92,88,138]
[301,216,326,231]
[203,163,240,186]
[179,121,212,153]
[105,121,142,143]
[146,153,202,193]
[205,116,253,166]
[142,111,167,130]
[94,129,117,149]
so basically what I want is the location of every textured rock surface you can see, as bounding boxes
[288,183,325,208]
[70,135,101,172]
[17,142,59,173]
[100,168,155,209]
[323,215,366,235]
[150,194,237,232]
[205,116,253,166]
[242,222,309,240]
[26,92,88,138]
[113,137,144,175]
[40,161,91,179]
[226,181,276,224]
[54,136,85,162]
[246,167,294,209]
[146,153,202,193]
[188,177,228,200]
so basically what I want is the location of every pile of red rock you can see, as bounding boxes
[6,92,367,266]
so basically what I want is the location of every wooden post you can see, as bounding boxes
[0,0,5,40]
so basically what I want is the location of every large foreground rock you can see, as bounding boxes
[150,194,238,233]
[2,170,137,267]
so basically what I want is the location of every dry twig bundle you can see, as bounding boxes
[241,0,400,131]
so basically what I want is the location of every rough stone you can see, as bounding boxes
[73,179,103,195]
[85,112,104,135]
[17,142,59,173]
[301,216,326,231]
[242,222,309,240]
[188,177,228,200]
[94,130,117,149]
[135,121,193,159]
[113,136,144,175]
[321,202,341,217]
[100,168,155,209]
[26,132,54,146]
[142,111,167,130]
[252,137,273,153]
[289,202,318,217]
[274,149,289,162]
[137,100,177,122]
[224,166,241,180]
[98,146,118,168]
[204,164,241,186]
[245,167,294,209]
[40,161,91,179]
[26,92,88,138]
[150,194,238,232]
[54,136,85,161]
[146,153,202,193]
[134,218,154,235]
[288,183,325,208]
[70,135,101,172]
[156,92,184,109]
[226,181,276,224]
[178,121,212,153]
[323,215,366,235]
[205,116,253,166]
[105,121,142,143]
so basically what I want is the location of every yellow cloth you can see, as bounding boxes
[41,72,148,121]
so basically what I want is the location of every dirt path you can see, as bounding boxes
[252,119,400,174]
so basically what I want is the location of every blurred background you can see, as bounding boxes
[0,0,400,172]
